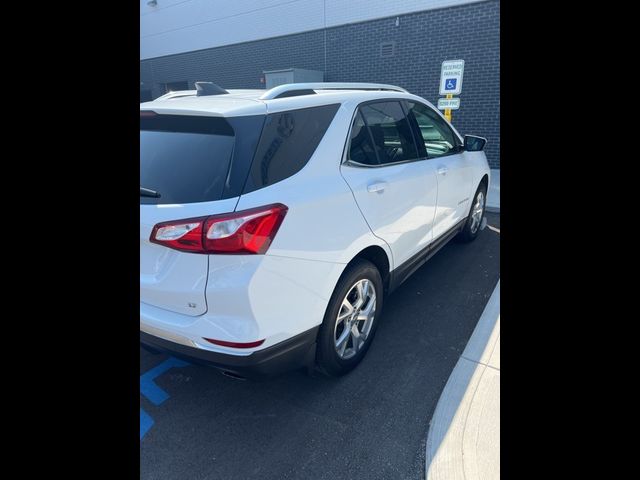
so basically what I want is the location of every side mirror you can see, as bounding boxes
[464,135,487,152]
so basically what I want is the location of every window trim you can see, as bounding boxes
[404,100,465,160]
[342,98,428,169]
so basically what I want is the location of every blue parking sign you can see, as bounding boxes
[445,78,457,91]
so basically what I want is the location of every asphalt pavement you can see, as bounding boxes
[140,212,500,480]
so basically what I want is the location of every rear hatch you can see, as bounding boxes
[140,111,264,316]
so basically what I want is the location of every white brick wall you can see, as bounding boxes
[140,0,484,60]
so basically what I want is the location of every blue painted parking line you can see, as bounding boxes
[140,357,190,440]
[140,408,154,440]
[140,357,190,405]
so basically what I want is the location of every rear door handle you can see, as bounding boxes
[437,165,448,176]
[367,182,388,193]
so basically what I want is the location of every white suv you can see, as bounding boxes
[140,82,490,378]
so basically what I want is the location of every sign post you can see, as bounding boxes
[444,94,453,122]
[439,59,464,123]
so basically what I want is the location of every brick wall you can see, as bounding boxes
[140,0,500,168]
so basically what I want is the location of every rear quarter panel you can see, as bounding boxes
[234,103,393,308]
[235,102,392,268]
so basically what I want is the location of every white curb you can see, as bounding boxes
[486,169,500,213]
[425,280,500,480]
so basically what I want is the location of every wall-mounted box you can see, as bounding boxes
[263,68,324,89]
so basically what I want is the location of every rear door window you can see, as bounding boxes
[354,101,419,165]
[140,114,235,205]
[347,111,378,166]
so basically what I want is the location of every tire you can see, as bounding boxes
[315,259,384,377]
[458,183,487,243]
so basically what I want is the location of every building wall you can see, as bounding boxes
[140,0,500,168]
[140,0,487,60]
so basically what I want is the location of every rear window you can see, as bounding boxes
[140,114,235,205]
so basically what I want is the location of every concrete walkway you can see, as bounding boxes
[487,169,500,212]
[426,280,500,480]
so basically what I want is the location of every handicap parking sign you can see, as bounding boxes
[439,60,464,95]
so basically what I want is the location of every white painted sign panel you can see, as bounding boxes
[439,59,464,95]
[437,98,461,110]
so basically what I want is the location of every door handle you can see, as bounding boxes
[367,182,387,193]
[437,165,448,176]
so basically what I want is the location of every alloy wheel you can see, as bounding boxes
[333,279,377,360]
[470,191,485,234]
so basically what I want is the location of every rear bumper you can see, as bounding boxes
[140,326,319,379]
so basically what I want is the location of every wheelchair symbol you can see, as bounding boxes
[445,78,457,90]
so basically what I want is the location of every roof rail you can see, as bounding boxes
[259,82,408,100]
[155,90,196,100]
[154,81,229,100]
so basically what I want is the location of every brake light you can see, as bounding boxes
[150,203,288,254]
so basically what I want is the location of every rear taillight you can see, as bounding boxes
[150,203,288,254]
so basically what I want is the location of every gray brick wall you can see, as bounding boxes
[140,0,500,168]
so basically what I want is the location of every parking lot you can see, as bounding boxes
[140,212,500,480]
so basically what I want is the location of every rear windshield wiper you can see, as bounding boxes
[140,186,161,198]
